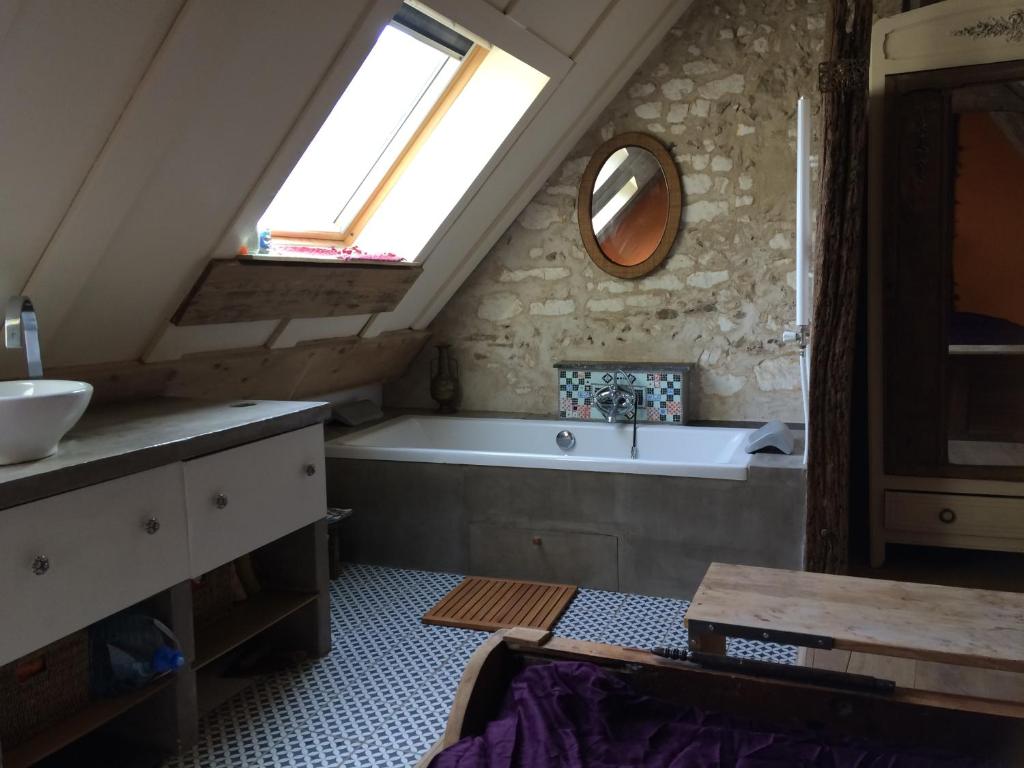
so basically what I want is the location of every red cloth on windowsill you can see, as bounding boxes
[271,243,404,262]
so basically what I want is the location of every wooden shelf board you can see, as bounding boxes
[948,345,1024,356]
[193,590,318,671]
[2,678,172,768]
[50,328,430,406]
[172,257,423,325]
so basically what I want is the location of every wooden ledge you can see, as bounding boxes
[49,329,431,405]
[172,257,423,326]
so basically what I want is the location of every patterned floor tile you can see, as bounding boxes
[163,564,796,768]
[550,586,626,643]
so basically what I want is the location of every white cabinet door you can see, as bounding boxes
[0,464,188,665]
[184,425,326,577]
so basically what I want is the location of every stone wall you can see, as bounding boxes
[387,0,831,421]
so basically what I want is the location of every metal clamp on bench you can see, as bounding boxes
[688,651,895,695]
[686,619,834,651]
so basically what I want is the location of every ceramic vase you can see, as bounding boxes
[429,344,460,414]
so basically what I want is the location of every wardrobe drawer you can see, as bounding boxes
[885,491,1024,540]
[184,425,326,577]
[0,464,188,666]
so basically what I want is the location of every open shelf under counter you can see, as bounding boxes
[196,667,257,720]
[193,590,319,671]
[1,678,172,768]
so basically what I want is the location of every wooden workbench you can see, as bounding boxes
[684,562,1024,712]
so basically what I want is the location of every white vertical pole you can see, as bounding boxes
[795,96,811,327]
[796,97,812,464]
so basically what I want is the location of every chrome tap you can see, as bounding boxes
[5,296,43,378]
[594,370,640,459]
[594,370,636,424]
[631,401,639,460]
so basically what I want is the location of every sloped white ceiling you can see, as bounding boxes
[0,0,182,301]
[0,0,691,379]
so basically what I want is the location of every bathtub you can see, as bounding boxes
[325,415,754,481]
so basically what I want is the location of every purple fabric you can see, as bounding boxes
[430,661,984,768]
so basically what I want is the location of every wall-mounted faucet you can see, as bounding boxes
[5,296,43,378]
[594,370,636,424]
[594,370,640,459]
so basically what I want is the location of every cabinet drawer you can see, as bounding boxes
[184,425,325,577]
[885,491,1024,540]
[0,464,188,665]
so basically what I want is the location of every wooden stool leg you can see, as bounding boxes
[688,629,726,655]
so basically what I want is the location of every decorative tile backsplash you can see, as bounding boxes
[555,362,693,424]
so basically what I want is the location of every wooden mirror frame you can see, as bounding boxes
[577,132,682,279]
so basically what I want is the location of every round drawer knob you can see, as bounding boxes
[304,464,317,477]
[214,493,229,509]
[531,536,543,546]
[32,555,50,576]
[144,518,161,535]
[938,508,957,524]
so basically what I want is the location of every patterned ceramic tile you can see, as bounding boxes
[163,565,795,768]
[555,363,691,424]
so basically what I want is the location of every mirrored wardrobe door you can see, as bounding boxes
[884,61,1024,481]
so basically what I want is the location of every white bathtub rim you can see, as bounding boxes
[328,447,748,480]
[326,415,753,481]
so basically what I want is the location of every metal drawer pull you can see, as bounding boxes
[214,493,229,509]
[304,464,317,477]
[32,555,50,576]
[144,518,161,535]
[938,508,957,524]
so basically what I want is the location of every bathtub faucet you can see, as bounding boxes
[594,370,637,424]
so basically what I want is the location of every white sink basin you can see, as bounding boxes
[0,380,93,465]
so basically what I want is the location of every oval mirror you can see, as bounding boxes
[578,132,682,279]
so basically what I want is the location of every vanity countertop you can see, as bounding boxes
[0,397,330,510]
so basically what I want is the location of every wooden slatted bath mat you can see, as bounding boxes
[423,577,577,632]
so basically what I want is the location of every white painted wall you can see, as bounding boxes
[0,0,691,379]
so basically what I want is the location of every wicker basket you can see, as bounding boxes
[0,631,90,748]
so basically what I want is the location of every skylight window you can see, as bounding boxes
[257,3,548,263]
[259,20,462,238]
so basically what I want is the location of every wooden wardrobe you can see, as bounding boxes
[868,1,1024,565]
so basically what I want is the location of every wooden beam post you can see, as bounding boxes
[804,0,872,574]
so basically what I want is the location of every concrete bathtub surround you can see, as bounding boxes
[326,413,804,599]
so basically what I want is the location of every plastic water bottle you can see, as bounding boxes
[257,228,272,254]
[89,613,185,697]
